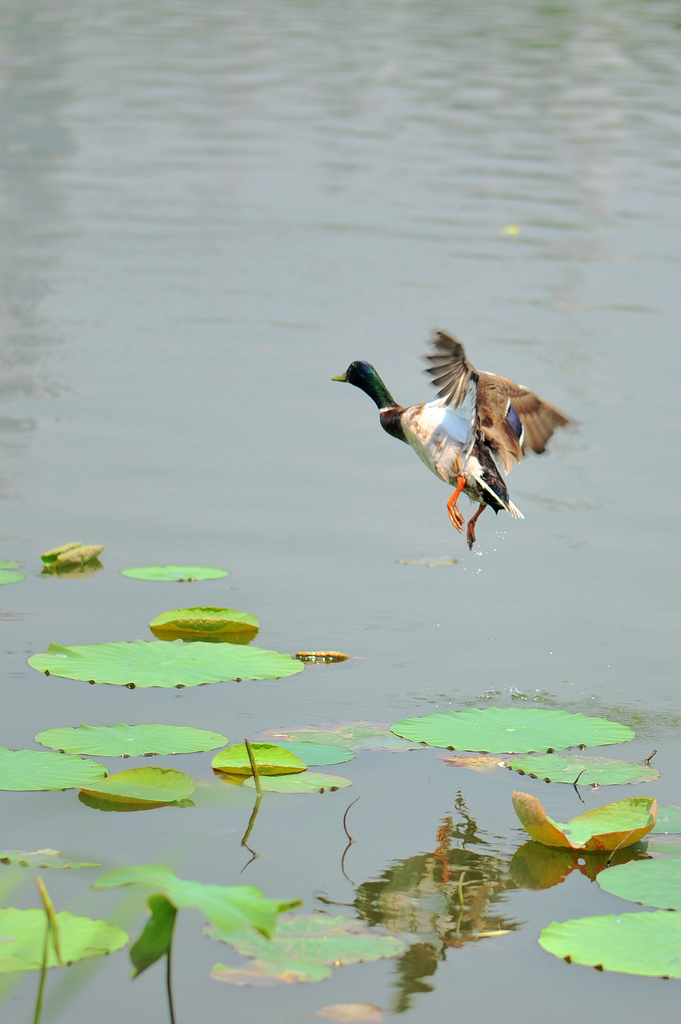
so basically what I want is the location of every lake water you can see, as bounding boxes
[0,1,679,1020]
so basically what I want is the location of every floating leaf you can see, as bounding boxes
[512,791,657,851]
[130,894,177,977]
[0,561,24,585]
[80,768,195,805]
[507,753,659,786]
[28,638,304,687]
[443,754,505,773]
[243,772,352,794]
[212,743,306,776]
[598,859,681,910]
[316,1005,383,1023]
[294,652,350,664]
[41,544,104,572]
[268,741,355,766]
[0,908,127,972]
[212,957,332,984]
[0,850,101,869]
[538,910,681,978]
[644,836,681,858]
[149,606,258,643]
[391,708,634,753]
[652,806,681,834]
[262,722,419,752]
[208,914,407,985]
[121,565,229,582]
[0,747,106,791]
[36,723,228,757]
[94,865,299,937]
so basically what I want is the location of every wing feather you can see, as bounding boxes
[424,331,478,408]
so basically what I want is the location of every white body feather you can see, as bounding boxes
[400,378,478,485]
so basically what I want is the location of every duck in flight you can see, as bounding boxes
[332,332,570,548]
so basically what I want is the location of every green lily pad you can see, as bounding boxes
[94,865,300,937]
[0,850,102,869]
[36,723,229,757]
[391,708,634,753]
[121,565,229,582]
[513,791,657,851]
[538,910,681,978]
[41,544,104,571]
[0,561,24,585]
[212,743,306,776]
[652,806,681,834]
[80,767,195,805]
[28,638,304,687]
[0,747,106,791]
[507,753,659,785]
[208,914,407,985]
[267,741,355,767]
[130,894,177,977]
[0,907,128,972]
[243,772,352,793]
[598,859,681,910]
[262,722,419,752]
[149,607,259,643]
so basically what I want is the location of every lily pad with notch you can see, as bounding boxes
[28,638,304,687]
[391,707,634,753]
[36,723,229,757]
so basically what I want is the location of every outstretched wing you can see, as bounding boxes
[483,373,571,455]
[424,331,478,408]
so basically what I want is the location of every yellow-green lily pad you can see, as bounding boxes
[149,606,259,643]
[0,908,128,972]
[212,743,306,776]
[79,767,195,805]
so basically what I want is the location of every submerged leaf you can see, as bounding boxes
[36,723,228,757]
[391,707,634,753]
[0,908,127,972]
[94,865,299,937]
[442,754,505,773]
[28,638,304,687]
[266,741,355,767]
[262,722,418,752]
[512,791,657,851]
[149,606,258,643]
[207,914,406,985]
[130,894,177,977]
[598,859,681,910]
[80,768,195,805]
[507,752,659,786]
[539,910,681,978]
[0,850,101,870]
[243,772,352,794]
[121,565,229,581]
[0,747,106,792]
[212,743,306,776]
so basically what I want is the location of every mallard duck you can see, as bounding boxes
[333,331,570,548]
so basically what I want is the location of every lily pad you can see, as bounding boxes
[0,907,128,972]
[391,708,634,753]
[598,859,681,910]
[652,806,681,834]
[212,743,306,776]
[443,754,506,773]
[268,741,355,767]
[0,747,106,791]
[243,772,352,793]
[28,638,304,687]
[262,722,419,752]
[121,565,229,582]
[36,723,229,757]
[512,791,657,851]
[208,914,407,985]
[538,910,681,978]
[294,652,350,664]
[130,894,177,977]
[149,607,259,643]
[94,864,300,937]
[41,544,104,571]
[0,561,24,585]
[507,753,659,786]
[80,767,195,805]
[0,850,102,869]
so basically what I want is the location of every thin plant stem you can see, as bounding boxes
[244,738,262,796]
[32,922,50,1024]
[165,940,176,1024]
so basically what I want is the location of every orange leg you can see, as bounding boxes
[446,476,466,532]
[466,503,486,549]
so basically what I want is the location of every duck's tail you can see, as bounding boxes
[507,501,524,520]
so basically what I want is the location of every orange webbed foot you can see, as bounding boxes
[446,477,466,533]
[466,503,486,550]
